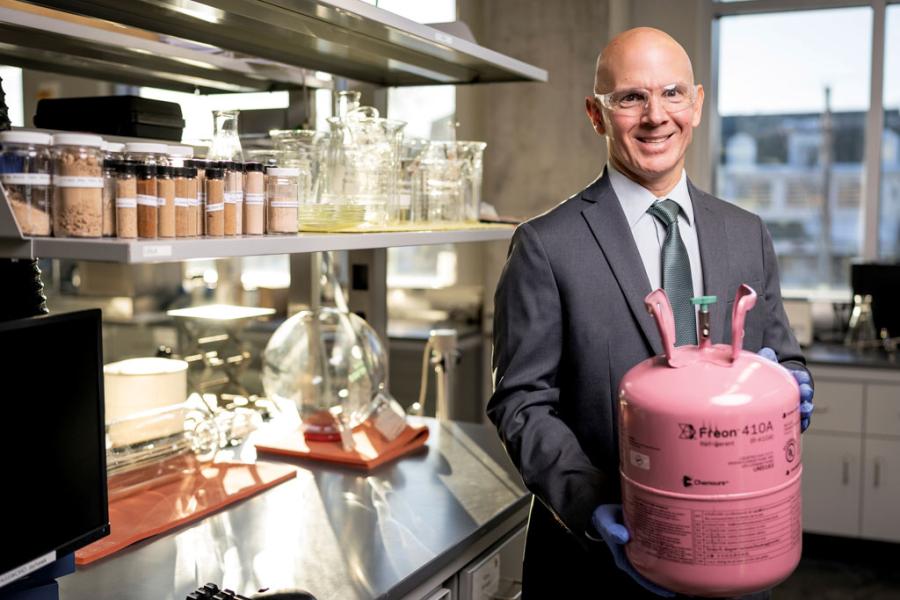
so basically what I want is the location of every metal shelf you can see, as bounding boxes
[0,1,326,94]
[22,0,548,87]
[0,227,515,263]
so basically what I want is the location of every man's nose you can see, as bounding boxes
[641,94,668,125]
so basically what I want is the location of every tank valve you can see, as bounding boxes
[691,295,717,344]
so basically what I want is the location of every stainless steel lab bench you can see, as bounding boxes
[59,419,529,600]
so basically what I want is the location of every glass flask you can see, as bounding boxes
[314,99,406,231]
[456,141,487,223]
[208,109,243,162]
[262,251,388,440]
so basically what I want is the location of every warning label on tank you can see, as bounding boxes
[627,492,801,566]
[727,451,775,473]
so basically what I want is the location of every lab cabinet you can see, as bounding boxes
[800,433,862,537]
[861,438,900,541]
[802,366,900,542]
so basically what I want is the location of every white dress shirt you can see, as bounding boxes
[606,163,704,302]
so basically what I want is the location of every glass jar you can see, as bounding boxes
[205,166,225,237]
[266,167,299,234]
[115,162,137,239]
[51,133,104,238]
[136,164,158,239]
[156,165,175,238]
[101,142,119,237]
[0,130,52,236]
[124,142,168,167]
[243,162,265,235]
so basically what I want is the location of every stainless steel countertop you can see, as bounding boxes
[59,419,528,600]
[805,342,900,370]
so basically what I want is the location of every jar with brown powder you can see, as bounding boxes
[115,162,137,238]
[243,161,264,235]
[266,167,299,234]
[223,161,242,235]
[205,166,225,237]
[156,165,175,238]
[51,133,104,238]
[136,164,158,238]
[174,167,191,237]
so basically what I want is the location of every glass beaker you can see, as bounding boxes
[413,141,465,225]
[269,129,326,204]
[396,137,430,225]
[262,251,388,440]
[315,104,406,231]
[208,109,243,162]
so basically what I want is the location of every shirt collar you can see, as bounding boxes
[606,163,694,228]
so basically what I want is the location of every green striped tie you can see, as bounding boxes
[647,199,697,346]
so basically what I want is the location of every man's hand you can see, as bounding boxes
[758,347,814,432]
[591,504,675,597]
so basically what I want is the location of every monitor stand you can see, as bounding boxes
[0,554,74,600]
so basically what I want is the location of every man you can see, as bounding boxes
[488,27,814,598]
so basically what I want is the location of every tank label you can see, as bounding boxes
[626,491,801,566]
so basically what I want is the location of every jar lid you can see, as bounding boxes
[0,130,52,145]
[205,167,224,179]
[187,167,198,177]
[52,133,104,148]
[117,162,137,176]
[104,141,125,153]
[267,167,300,176]
[124,142,168,154]
[244,161,264,172]
[156,165,172,177]
[167,144,194,158]
[137,164,157,178]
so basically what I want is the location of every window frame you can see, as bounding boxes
[708,0,889,264]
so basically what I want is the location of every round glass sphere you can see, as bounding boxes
[262,306,386,439]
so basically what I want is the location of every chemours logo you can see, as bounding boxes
[682,475,728,488]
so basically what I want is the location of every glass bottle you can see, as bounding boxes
[208,109,243,162]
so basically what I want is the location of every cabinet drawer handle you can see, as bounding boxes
[874,458,881,488]
[842,458,850,485]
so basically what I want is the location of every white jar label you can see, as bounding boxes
[157,196,169,207]
[190,198,201,207]
[245,193,265,205]
[137,194,157,207]
[225,192,243,204]
[116,197,137,209]
[53,175,103,188]
[205,202,224,213]
[174,197,191,208]
[1,173,51,186]
[269,200,299,208]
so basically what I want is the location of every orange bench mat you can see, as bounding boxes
[254,420,429,470]
[77,458,296,565]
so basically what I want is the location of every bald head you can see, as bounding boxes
[594,27,694,94]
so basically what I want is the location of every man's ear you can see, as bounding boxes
[585,97,606,136]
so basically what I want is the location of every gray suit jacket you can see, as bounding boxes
[488,171,808,592]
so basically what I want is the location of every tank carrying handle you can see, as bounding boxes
[731,284,758,362]
[644,289,678,366]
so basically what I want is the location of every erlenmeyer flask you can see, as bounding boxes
[208,109,243,161]
[262,251,388,440]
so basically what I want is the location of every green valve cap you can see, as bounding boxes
[691,295,717,313]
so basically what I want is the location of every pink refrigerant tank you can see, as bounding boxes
[618,285,802,598]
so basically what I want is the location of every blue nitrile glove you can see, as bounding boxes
[758,346,814,432]
[591,504,675,597]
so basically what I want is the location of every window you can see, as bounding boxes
[715,7,872,291]
[880,5,900,259]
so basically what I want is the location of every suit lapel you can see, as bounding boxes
[581,172,662,355]
[689,180,731,343]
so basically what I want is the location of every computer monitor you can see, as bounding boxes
[0,309,110,588]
